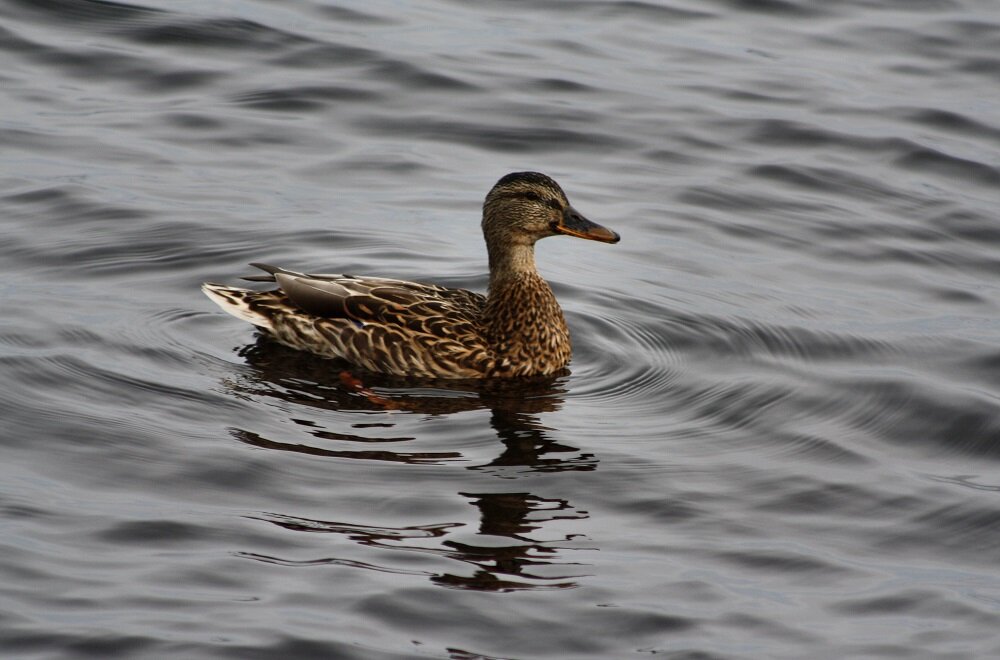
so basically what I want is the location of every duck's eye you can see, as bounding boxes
[522,192,542,202]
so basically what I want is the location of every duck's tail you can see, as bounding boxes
[201,283,274,330]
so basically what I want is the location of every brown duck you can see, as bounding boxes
[202,172,619,378]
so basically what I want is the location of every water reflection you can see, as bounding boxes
[481,410,597,475]
[227,337,595,590]
[228,338,594,470]
[243,492,589,592]
[431,492,590,591]
[232,428,457,464]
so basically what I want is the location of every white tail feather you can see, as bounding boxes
[201,284,273,330]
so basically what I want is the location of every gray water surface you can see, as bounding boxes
[2,0,1000,658]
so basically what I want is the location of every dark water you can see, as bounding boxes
[2,0,1000,657]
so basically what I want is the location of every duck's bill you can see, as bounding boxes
[554,205,620,244]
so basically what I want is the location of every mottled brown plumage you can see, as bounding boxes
[202,172,619,378]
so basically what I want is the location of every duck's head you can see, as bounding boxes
[482,172,620,248]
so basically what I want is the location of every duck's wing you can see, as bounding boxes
[247,263,485,333]
[207,264,493,377]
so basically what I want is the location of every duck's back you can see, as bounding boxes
[203,264,494,378]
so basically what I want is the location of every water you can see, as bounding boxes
[2,0,999,657]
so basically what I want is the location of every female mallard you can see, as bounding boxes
[202,172,619,378]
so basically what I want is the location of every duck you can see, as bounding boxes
[202,171,619,379]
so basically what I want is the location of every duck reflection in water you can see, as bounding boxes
[229,339,596,471]
[225,338,596,591]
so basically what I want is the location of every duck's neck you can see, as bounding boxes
[483,241,571,376]
[487,241,537,289]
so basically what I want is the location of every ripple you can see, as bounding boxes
[229,85,381,112]
[657,307,896,363]
[930,208,1000,243]
[533,0,713,21]
[568,308,679,415]
[268,42,377,68]
[311,5,400,26]
[839,377,1000,461]
[714,548,859,577]
[723,0,826,17]
[358,115,632,153]
[121,16,314,52]
[830,589,1000,621]
[5,0,163,24]
[743,118,920,155]
[899,106,1000,144]
[96,519,210,544]
[895,146,1000,187]
[745,163,903,204]
[877,499,1000,559]
[365,59,479,92]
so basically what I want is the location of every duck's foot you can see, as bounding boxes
[338,371,399,410]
